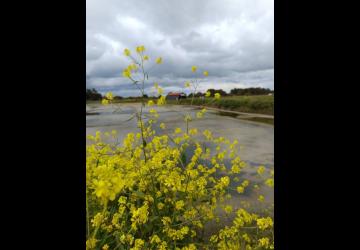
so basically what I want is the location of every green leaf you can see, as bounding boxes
[181,152,187,165]
[133,190,146,199]
[149,215,159,222]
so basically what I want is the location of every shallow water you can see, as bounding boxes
[86,103,274,231]
[86,103,273,166]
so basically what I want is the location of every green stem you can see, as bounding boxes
[86,191,90,238]
[91,202,108,240]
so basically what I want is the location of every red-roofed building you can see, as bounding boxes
[166,92,187,101]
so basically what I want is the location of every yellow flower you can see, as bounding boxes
[256,217,273,230]
[118,196,127,204]
[183,243,197,250]
[191,66,197,72]
[242,180,249,187]
[231,164,240,174]
[175,128,182,134]
[203,129,212,140]
[160,123,166,129]
[265,178,274,187]
[102,244,109,250]
[101,99,109,105]
[205,91,211,97]
[143,55,149,60]
[242,233,251,243]
[258,195,265,202]
[185,82,191,88]
[127,63,138,72]
[224,205,233,214]
[124,48,131,56]
[236,186,244,193]
[189,128,198,135]
[148,100,154,106]
[150,235,161,244]
[184,114,192,122]
[196,108,206,119]
[214,93,221,100]
[203,71,208,76]
[257,166,265,175]
[157,87,164,95]
[132,239,145,250]
[157,95,166,105]
[122,68,131,78]
[175,200,185,210]
[157,202,165,210]
[258,237,270,248]
[210,235,218,243]
[136,45,145,53]
[149,109,159,118]
[91,212,104,227]
[131,204,149,225]
[158,241,167,250]
[220,176,230,187]
[86,238,98,249]
[105,92,113,100]
[156,57,162,64]
[161,216,172,226]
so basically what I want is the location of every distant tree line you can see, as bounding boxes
[187,87,273,97]
[86,87,273,101]
[230,87,273,96]
[86,88,102,100]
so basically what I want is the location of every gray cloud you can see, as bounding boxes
[86,0,274,96]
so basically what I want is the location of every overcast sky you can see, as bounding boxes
[86,0,274,97]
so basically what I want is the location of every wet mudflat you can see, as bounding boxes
[86,103,274,234]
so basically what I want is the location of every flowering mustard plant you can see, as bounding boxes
[86,45,274,250]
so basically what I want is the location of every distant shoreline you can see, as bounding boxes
[87,95,274,116]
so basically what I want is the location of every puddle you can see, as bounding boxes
[216,111,274,126]
[239,117,274,125]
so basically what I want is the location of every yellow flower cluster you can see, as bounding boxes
[256,217,273,230]
[210,207,274,249]
[257,165,266,175]
[87,122,270,249]
[157,95,166,105]
[156,57,162,64]
[101,92,114,105]
[124,48,131,56]
[136,45,145,53]
[196,108,207,118]
[87,47,274,250]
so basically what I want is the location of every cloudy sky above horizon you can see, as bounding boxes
[86,0,274,97]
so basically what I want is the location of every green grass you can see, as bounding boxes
[168,95,274,115]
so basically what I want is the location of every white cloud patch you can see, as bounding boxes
[86,0,274,96]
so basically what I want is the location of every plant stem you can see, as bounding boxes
[86,192,90,238]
